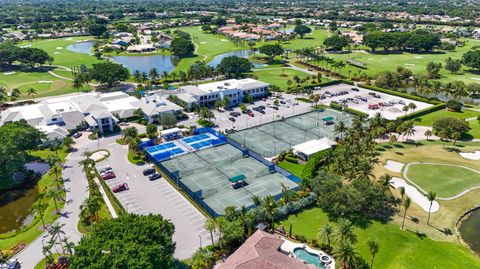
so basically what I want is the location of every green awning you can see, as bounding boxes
[322,116,334,121]
[228,174,246,183]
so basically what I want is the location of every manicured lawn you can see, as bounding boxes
[253,68,313,90]
[278,160,305,178]
[279,207,480,269]
[405,163,480,198]
[467,120,480,139]
[33,254,62,269]
[413,108,479,126]
[321,38,480,83]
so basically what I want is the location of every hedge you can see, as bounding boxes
[285,156,299,163]
[274,192,317,221]
[397,103,446,121]
[358,84,441,105]
[329,102,369,117]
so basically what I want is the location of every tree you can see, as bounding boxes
[379,174,392,189]
[293,24,312,38]
[444,58,462,74]
[46,187,62,214]
[217,56,253,78]
[432,117,470,146]
[401,197,411,230]
[32,199,48,228]
[259,44,284,63]
[123,126,138,142]
[324,35,351,51]
[333,240,357,269]
[71,214,175,268]
[191,247,214,269]
[424,130,433,140]
[87,22,107,37]
[10,88,21,103]
[213,17,227,27]
[426,61,442,79]
[27,87,37,99]
[203,219,216,246]
[149,68,160,83]
[90,62,130,87]
[160,113,177,128]
[334,218,357,245]
[367,240,380,269]
[318,223,334,248]
[146,123,158,139]
[425,191,437,225]
[80,195,102,223]
[170,38,195,58]
[462,50,480,71]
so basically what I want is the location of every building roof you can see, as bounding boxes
[216,230,316,269]
[181,79,269,96]
[292,138,336,156]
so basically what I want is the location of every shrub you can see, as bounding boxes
[398,103,445,121]
[285,156,299,163]
[446,100,463,112]
[329,102,369,117]
[274,192,317,220]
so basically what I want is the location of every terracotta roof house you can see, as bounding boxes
[215,230,317,269]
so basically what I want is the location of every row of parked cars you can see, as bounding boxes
[143,168,161,181]
[99,167,129,193]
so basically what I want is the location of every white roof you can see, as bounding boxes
[292,138,336,156]
[160,127,183,136]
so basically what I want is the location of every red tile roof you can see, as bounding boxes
[216,230,317,269]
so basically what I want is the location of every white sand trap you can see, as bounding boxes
[460,151,480,161]
[200,42,207,44]
[384,160,404,173]
[38,80,53,83]
[20,44,32,48]
[56,47,63,50]
[53,52,61,54]
[471,78,480,81]
[404,63,415,66]
[3,72,16,75]
[221,39,228,42]
[390,177,440,213]
[414,56,423,59]
[91,150,109,162]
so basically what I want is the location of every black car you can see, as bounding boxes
[143,168,155,176]
[229,112,237,116]
[258,109,265,114]
[258,105,266,110]
[272,106,279,110]
[149,173,161,181]
[229,117,236,122]
[73,133,82,138]
[351,87,359,92]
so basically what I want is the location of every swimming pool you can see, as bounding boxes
[294,248,327,269]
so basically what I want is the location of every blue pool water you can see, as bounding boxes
[293,248,326,269]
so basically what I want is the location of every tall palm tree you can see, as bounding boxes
[46,188,62,214]
[318,223,334,248]
[32,199,48,228]
[10,88,21,103]
[334,218,357,244]
[426,191,437,225]
[73,76,84,93]
[334,121,347,140]
[80,195,102,222]
[367,240,380,269]
[333,240,357,269]
[379,174,392,189]
[149,68,159,83]
[27,87,37,99]
[0,87,8,106]
[133,70,142,83]
[203,219,216,246]
[262,195,278,230]
[401,197,411,230]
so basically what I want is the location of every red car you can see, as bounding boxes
[102,172,116,180]
[112,183,129,193]
[247,111,254,117]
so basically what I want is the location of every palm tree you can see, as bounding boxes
[367,240,380,269]
[334,218,357,244]
[379,174,392,189]
[149,68,159,83]
[32,200,48,228]
[0,87,8,106]
[133,70,142,83]
[62,136,75,152]
[10,88,21,103]
[46,154,62,189]
[317,223,334,248]
[426,191,437,225]
[27,87,37,99]
[204,219,216,246]
[333,240,357,269]
[46,188,62,214]
[73,76,84,93]
[80,195,102,222]
[262,195,278,230]
[401,197,411,230]
[424,130,432,141]
[334,121,347,139]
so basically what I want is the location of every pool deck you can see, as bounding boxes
[280,238,335,269]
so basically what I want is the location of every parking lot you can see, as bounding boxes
[317,83,432,120]
[95,141,216,259]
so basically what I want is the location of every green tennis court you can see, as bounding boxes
[161,144,298,215]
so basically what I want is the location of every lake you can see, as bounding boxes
[111,55,177,74]
[0,186,39,233]
[460,209,480,254]
[66,41,95,55]
[208,50,266,68]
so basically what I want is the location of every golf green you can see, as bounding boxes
[405,163,480,198]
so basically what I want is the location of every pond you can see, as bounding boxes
[0,186,39,234]
[111,55,178,74]
[207,50,266,68]
[66,41,95,55]
[460,209,480,254]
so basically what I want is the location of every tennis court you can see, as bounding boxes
[161,144,298,215]
[229,110,352,157]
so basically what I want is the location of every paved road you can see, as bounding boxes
[98,141,216,259]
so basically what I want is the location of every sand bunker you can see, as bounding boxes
[384,160,404,173]
[56,47,63,49]
[3,72,16,75]
[53,52,61,54]
[390,177,440,213]
[460,151,480,161]
[38,80,53,83]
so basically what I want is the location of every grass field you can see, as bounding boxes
[278,160,305,178]
[373,140,480,242]
[414,108,479,126]
[405,163,480,197]
[279,207,480,269]
[252,68,317,90]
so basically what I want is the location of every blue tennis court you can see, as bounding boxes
[146,142,176,153]
[151,147,185,161]
[190,139,223,150]
[182,134,209,144]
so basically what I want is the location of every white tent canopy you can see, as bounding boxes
[292,138,336,160]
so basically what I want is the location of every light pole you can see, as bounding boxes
[199,235,202,248]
